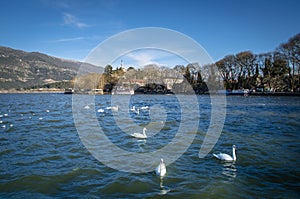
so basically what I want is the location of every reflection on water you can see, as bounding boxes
[159,178,171,195]
[159,188,171,195]
[137,139,147,152]
[222,162,237,179]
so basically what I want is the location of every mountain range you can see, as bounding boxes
[0,46,101,90]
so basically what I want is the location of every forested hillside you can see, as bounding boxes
[0,46,99,90]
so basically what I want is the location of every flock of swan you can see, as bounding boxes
[94,104,237,179]
[96,105,150,115]
[130,127,237,179]
[96,106,119,113]
[152,146,237,180]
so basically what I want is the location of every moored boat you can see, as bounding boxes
[112,87,134,95]
[64,88,74,94]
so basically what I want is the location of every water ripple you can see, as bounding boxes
[0,94,299,198]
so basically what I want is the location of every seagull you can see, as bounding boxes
[131,127,147,139]
[155,158,167,178]
[213,145,237,162]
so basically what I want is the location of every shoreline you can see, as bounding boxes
[0,89,65,94]
[249,92,300,96]
[1,89,300,96]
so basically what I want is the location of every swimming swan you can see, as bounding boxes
[131,127,147,139]
[111,106,119,112]
[134,108,140,115]
[129,106,136,111]
[141,106,149,110]
[155,158,167,177]
[97,108,105,113]
[213,145,236,162]
[106,106,119,112]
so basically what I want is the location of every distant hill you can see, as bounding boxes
[0,46,102,90]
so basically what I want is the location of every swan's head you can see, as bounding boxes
[160,158,164,163]
[232,145,236,149]
[142,127,147,135]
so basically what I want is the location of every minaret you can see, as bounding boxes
[120,59,126,72]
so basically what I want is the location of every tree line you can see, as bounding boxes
[209,33,299,93]
[75,33,300,94]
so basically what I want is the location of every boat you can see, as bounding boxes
[112,87,134,95]
[91,89,104,95]
[64,88,74,94]
[216,89,249,96]
[230,89,249,96]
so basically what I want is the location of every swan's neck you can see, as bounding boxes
[143,129,146,136]
[232,148,236,161]
[159,160,164,172]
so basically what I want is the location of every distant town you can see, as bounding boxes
[68,33,300,96]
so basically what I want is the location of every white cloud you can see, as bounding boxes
[63,13,88,29]
[52,37,85,42]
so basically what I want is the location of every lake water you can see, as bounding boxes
[0,93,299,198]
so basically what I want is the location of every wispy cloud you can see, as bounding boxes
[44,37,86,43]
[53,37,85,42]
[46,35,106,44]
[63,13,88,29]
[126,51,158,66]
[123,50,188,68]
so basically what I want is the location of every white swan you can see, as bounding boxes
[155,158,167,177]
[134,108,140,115]
[213,145,236,162]
[129,106,136,111]
[112,105,119,112]
[141,106,149,110]
[131,127,147,139]
[106,105,119,112]
[97,108,105,113]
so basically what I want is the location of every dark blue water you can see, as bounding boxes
[0,93,299,198]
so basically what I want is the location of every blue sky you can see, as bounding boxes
[1,0,299,68]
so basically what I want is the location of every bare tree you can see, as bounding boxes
[277,33,300,91]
